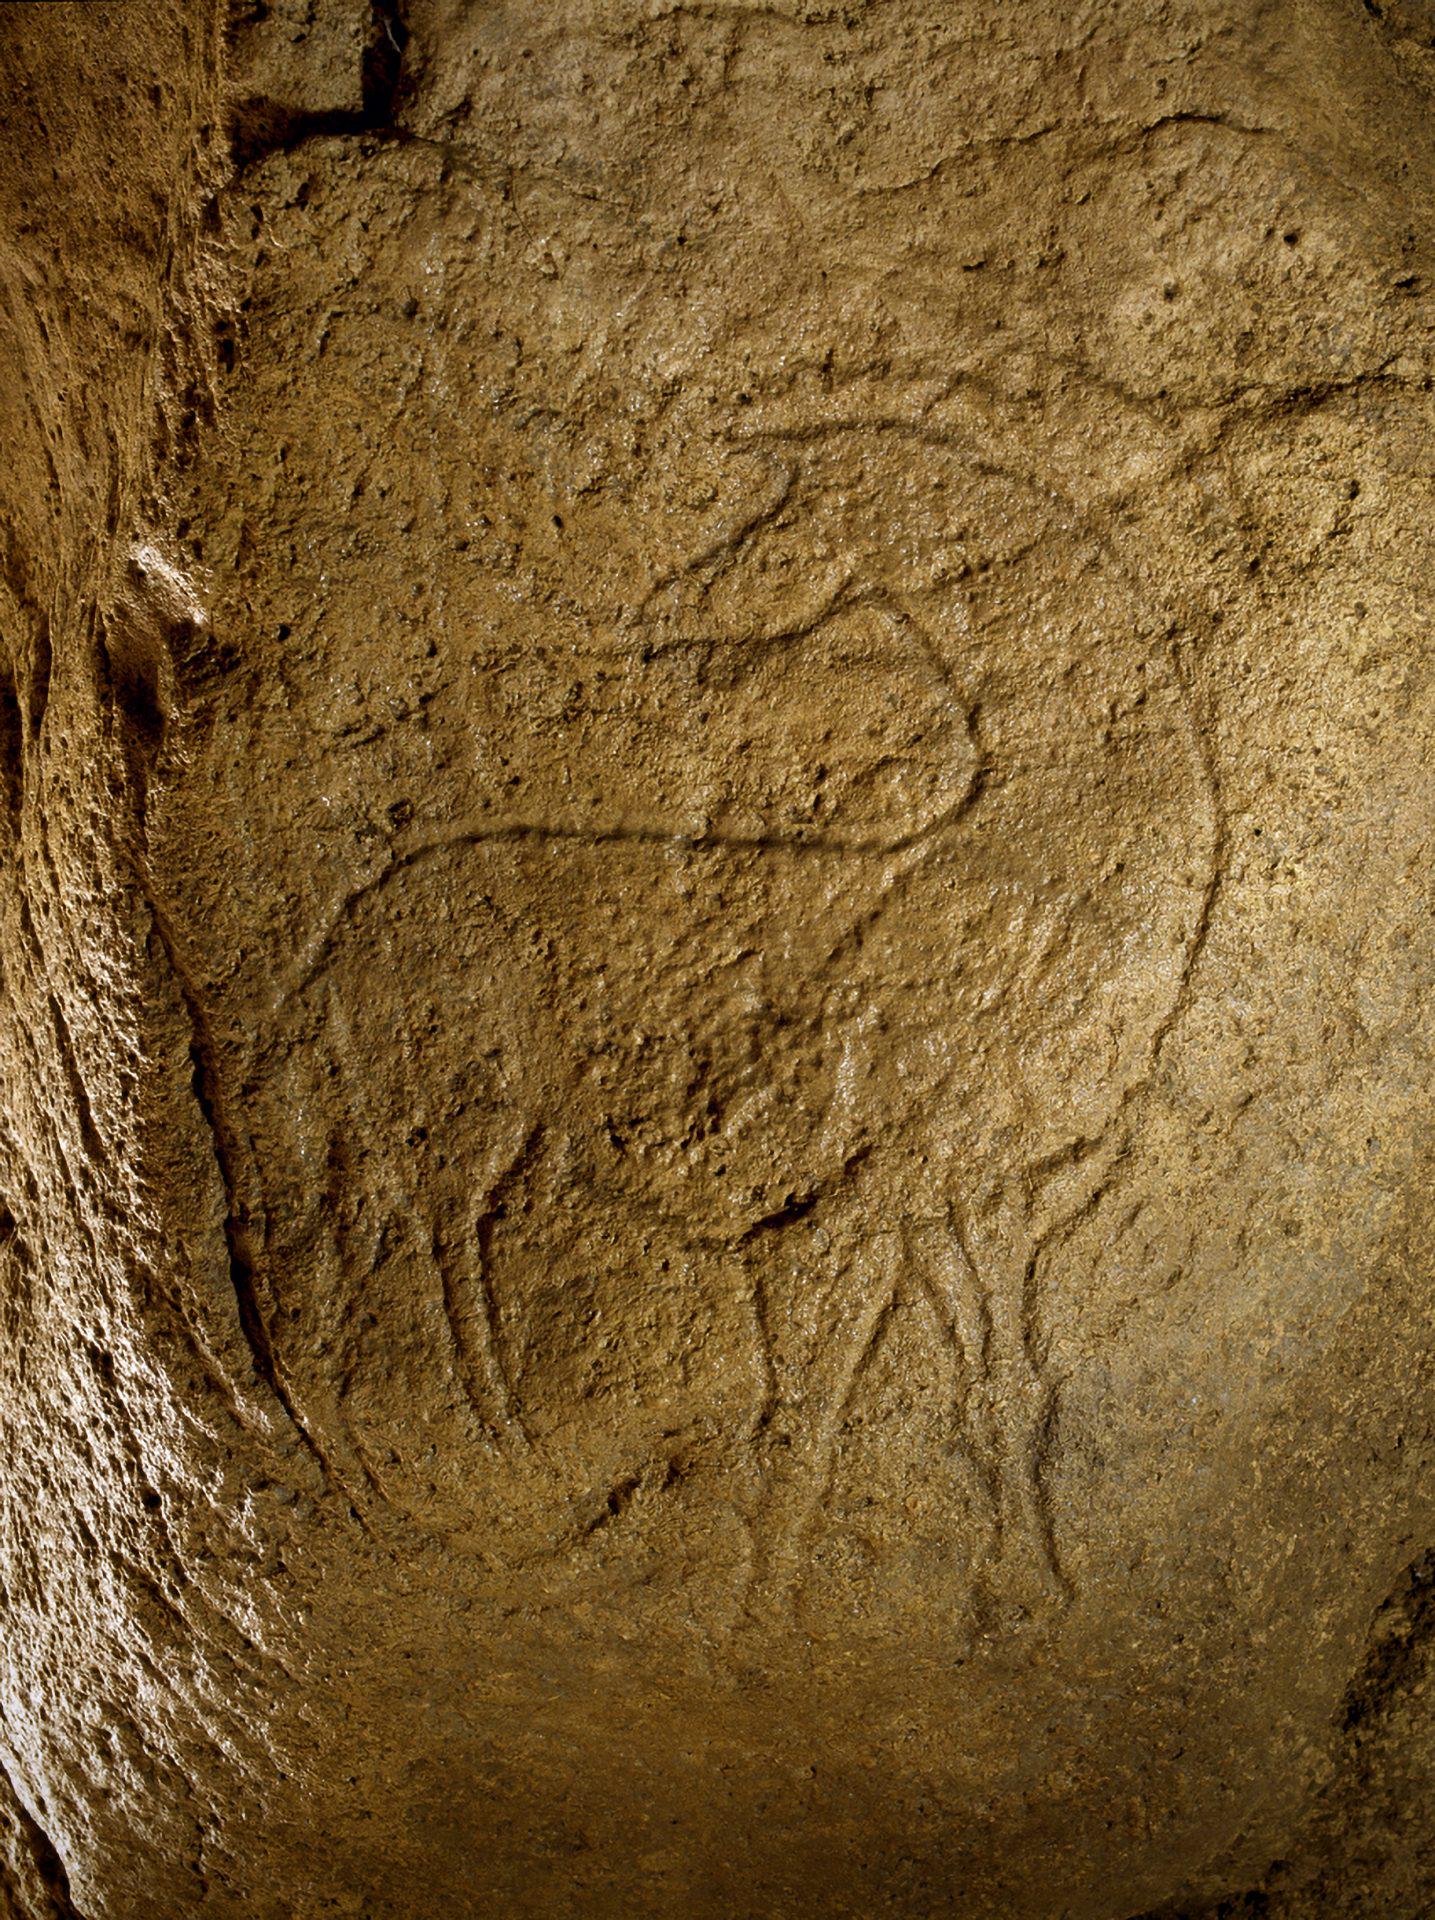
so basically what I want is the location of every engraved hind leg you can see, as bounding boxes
[908,1195,1065,1621]
[903,1211,1001,1564]
[964,1199,1066,1618]
[737,1230,903,1622]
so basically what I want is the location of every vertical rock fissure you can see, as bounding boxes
[140,876,340,1496]
[0,1751,84,1920]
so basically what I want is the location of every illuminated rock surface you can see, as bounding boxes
[0,2,1433,1913]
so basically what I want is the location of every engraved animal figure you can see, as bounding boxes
[234,426,1218,1627]
[243,564,1214,1620]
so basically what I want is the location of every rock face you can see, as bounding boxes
[1,2,1434,1914]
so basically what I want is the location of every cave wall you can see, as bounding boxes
[1,2,1434,1915]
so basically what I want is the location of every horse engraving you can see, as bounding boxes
[239,431,1216,1634]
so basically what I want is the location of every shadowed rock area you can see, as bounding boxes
[1,0,1433,1914]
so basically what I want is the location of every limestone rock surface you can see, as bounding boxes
[1,1,1434,1915]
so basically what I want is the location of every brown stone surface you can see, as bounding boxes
[1,1,1434,1914]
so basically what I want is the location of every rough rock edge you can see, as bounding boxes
[2,5,230,1913]
[0,1757,79,1920]
[1134,1546,1435,1918]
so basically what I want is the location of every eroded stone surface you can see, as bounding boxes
[1,2,1434,1915]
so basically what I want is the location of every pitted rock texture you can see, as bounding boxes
[1,1,1434,1916]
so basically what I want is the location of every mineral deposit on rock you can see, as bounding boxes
[1,1,1433,1915]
